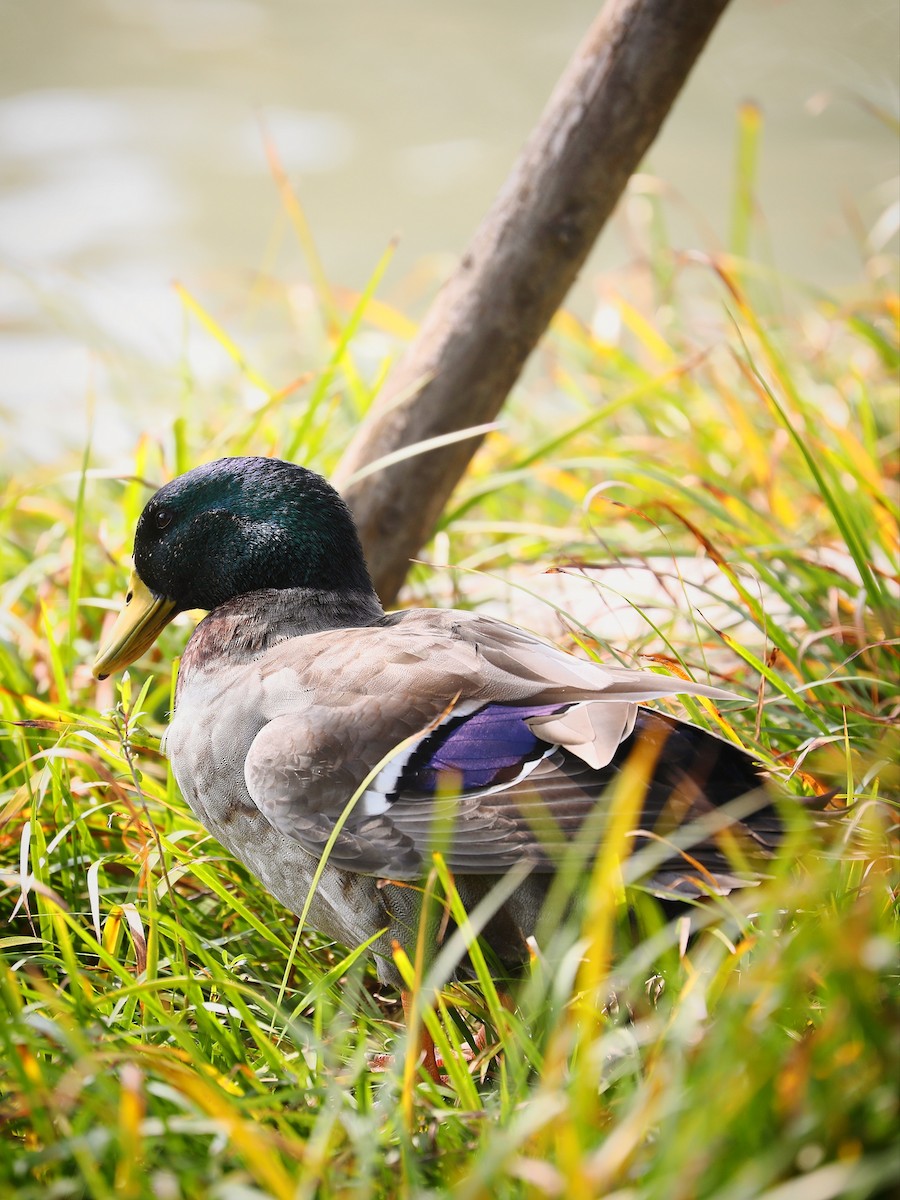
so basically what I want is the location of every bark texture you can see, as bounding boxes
[333,0,732,604]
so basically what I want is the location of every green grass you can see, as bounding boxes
[1,171,898,1198]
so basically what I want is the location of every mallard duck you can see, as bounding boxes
[94,456,782,1079]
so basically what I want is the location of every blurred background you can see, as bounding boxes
[1,0,898,467]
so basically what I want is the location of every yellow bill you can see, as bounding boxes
[93,570,179,679]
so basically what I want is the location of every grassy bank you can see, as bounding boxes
[1,193,898,1197]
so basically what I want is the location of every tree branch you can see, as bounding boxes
[333,0,732,604]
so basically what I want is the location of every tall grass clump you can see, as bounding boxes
[1,166,897,1196]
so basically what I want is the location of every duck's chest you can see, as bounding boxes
[165,669,266,835]
[166,655,321,818]
[162,666,390,955]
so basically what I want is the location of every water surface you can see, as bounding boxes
[1,0,897,465]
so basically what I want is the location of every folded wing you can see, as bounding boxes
[243,610,776,886]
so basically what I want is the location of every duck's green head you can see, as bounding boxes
[93,457,372,679]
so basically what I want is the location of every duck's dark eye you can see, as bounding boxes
[155,508,172,530]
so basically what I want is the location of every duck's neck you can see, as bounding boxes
[179,586,386,677]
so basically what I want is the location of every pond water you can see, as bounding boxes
[1,0,897,466]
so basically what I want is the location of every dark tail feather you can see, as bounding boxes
[622,708,790,897]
